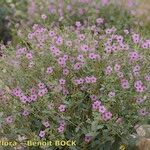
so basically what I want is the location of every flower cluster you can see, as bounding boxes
[0,11,150,149]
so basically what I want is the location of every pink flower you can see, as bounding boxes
[43,88,48,94]
[49,30,55,37]
[12,87,22,97]
[102,111,112,121]
[48,5,56,14]
[78,78,84,84]
[5,116,13,124]
[30,94,37,101]
[20,95,28,103]
[80,44,89,52]
[145,75,150,82]
[26,53,33,60]
[112,45,118,52]
[121,79,130,89]
[16,48,26,56]
[134,80,146,93]
[135,86,145,93]
[63,54,69,61]
[92,100,101,110]
[88,53,97,59]
[90,95,98,101]
[28,61,34,68]
[30,87,36,94]
[127,0,134,7]
[77,54,84,62]
[56,36,63,46]
[69,56,75,63]
[136,97,145,104]
[38,88,48,97]
[28,33,33,39]
[116,35,123,43]
[138,108,148,116]
[129,51,140,62]
[105,66,113,75]
[124,29,129,34]
[134,80,143,88]
[38,82,45,89]
[96,18,104,24]
[108,91,115,98]
[105,29,112,34]
[65,40,72,47]
[22,110,29,116]
[62,88,69,96]
[52,49,61,57]
[84,135,92,143]
[66,5,72,11]
[104,46,112,53]
[78,34,85,41]
[41,14,47,20]
[59,120,66,127]
[48,103,54,110]
[39,130,45,138]
[43,121,50,128]
[58,104,66,112]
[63,68,69,76]
[59,79,66,85]
[75,21,81,28]
[114,64,121,72]
[141,42,149,49]
[132,34,140,44]
[74,78,84,85]
[57,126,65,133]
[46,67,53,74]
[98,105,106,114]
[74,63,82,70]
[85,77,91,83]
[90,76,97,83]
[102,0,109,5]
[117,72,124,78]
[57,57,66,66]
[133,65,140,75]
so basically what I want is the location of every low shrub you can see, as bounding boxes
[0,17,150,149]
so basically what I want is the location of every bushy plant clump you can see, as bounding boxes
[1,0,137,46]
[0,16,150,149]
[16,0,134,33]
[33,0,134,29]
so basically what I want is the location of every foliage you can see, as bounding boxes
[0,0,150,149]
[1,15,150,149]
